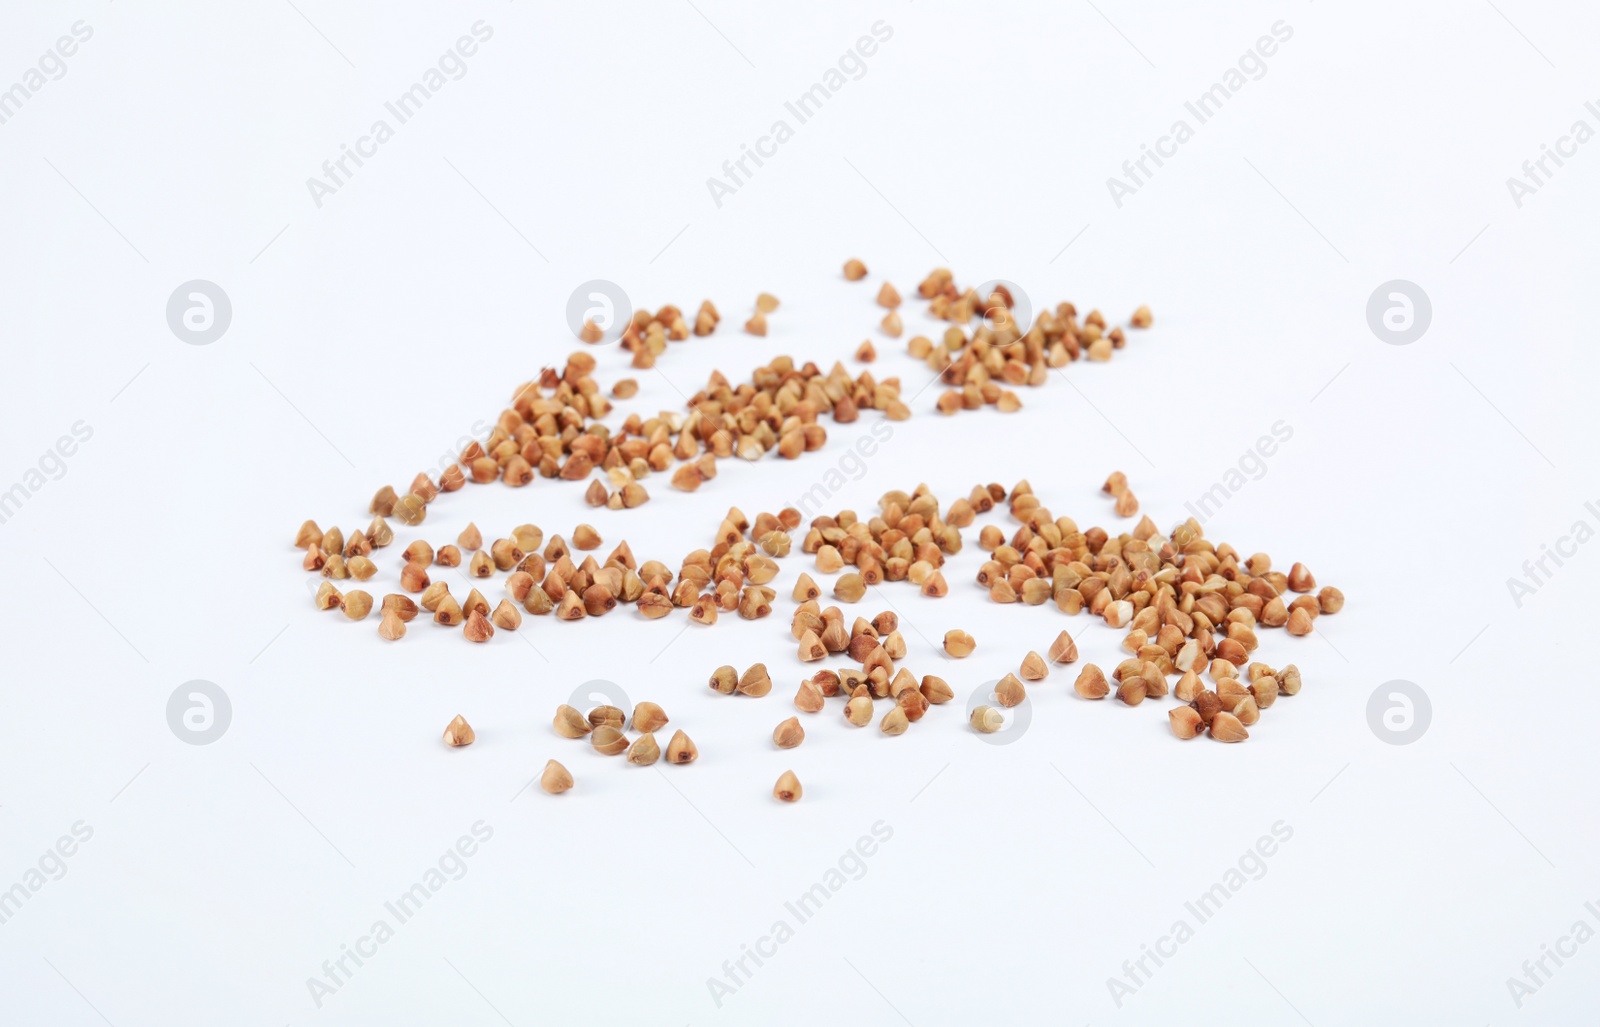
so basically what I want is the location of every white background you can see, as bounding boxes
[1,1,1595,1024]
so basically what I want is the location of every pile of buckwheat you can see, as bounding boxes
[294,260,1339,801]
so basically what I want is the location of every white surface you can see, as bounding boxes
[1,1,1595,1024]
